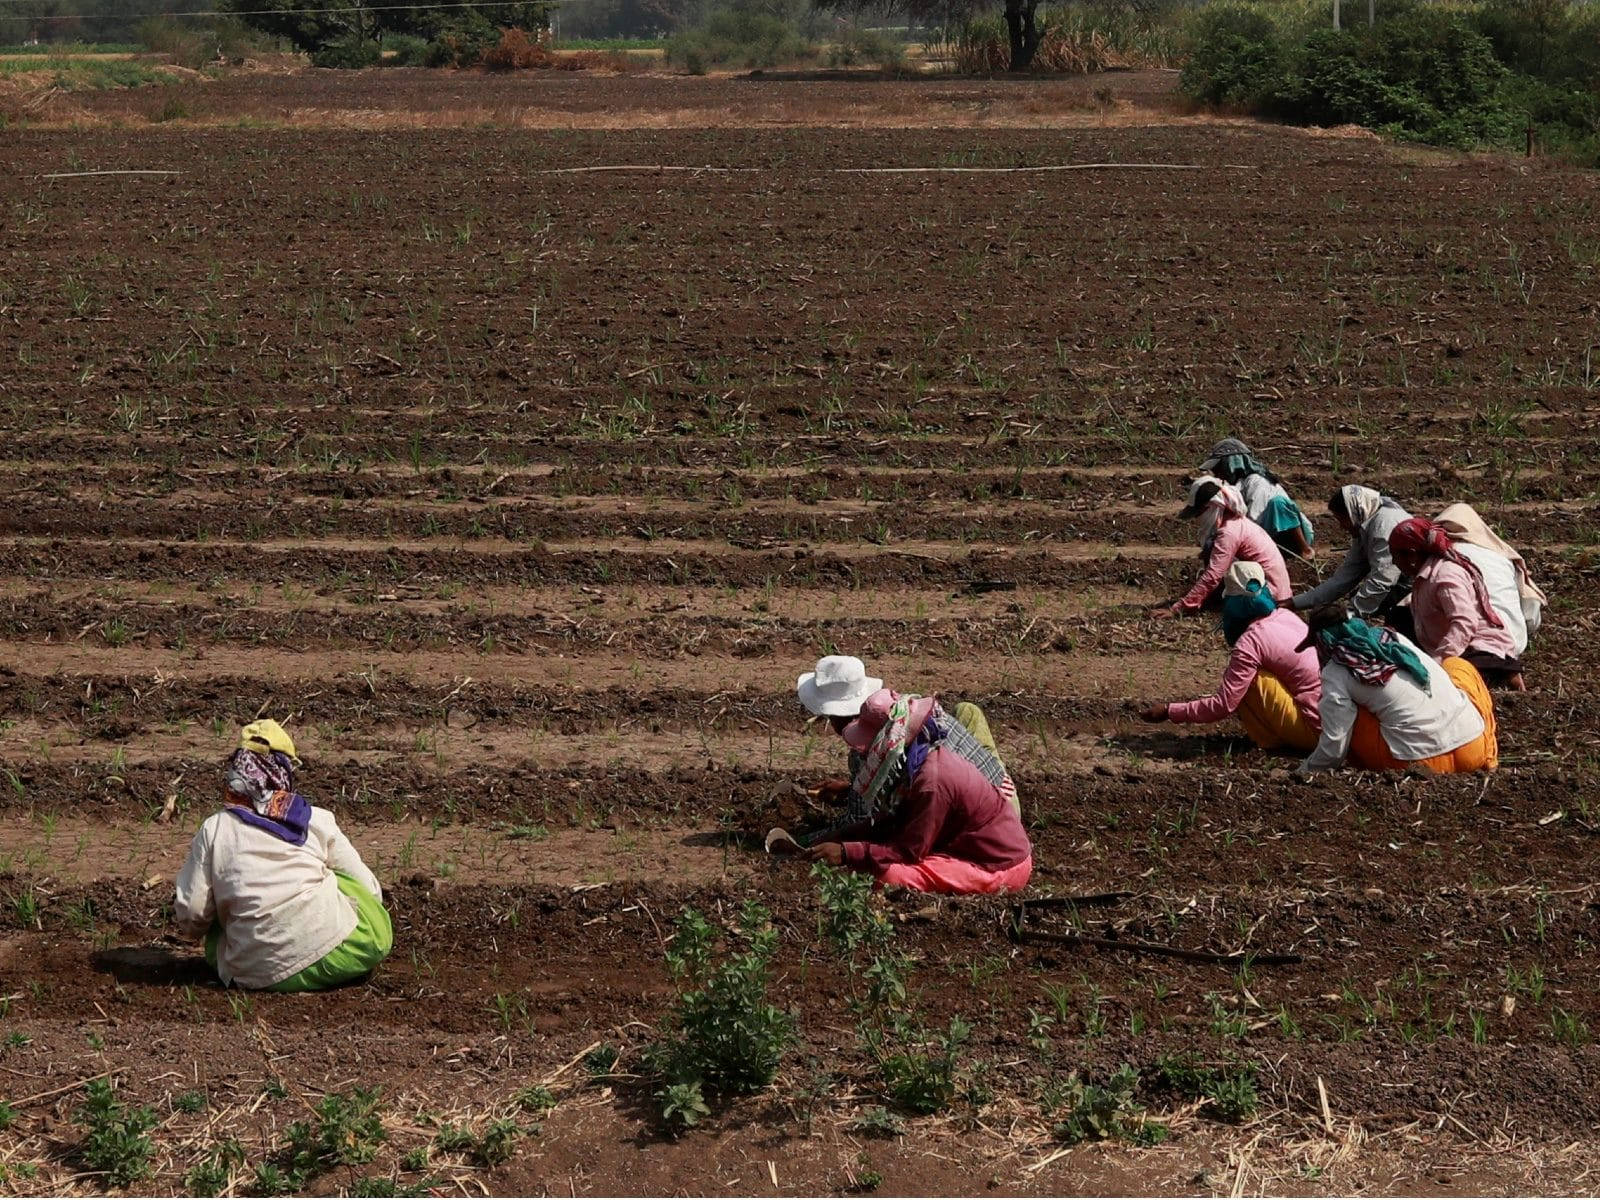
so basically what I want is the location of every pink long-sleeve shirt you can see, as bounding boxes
[1175,518,1293,614]
[1167,606,1323,729]
[843,747,1030,874]
[1410,558,1522,662]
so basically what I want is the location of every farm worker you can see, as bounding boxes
[1288,485,1413,620]
[1152,477,1292,619]
[801,687,1031,895]
[1140,562,1321,752]
[1297,611,1497,775]
[174,720,393,991]
[1388,517,1527,691]
[1199,437,1316,558]
[1434,503,1545,644]
[797,654,1019,826]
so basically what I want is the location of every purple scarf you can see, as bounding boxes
[223,749,312,846]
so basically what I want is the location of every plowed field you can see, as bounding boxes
[2,70,1599,1196]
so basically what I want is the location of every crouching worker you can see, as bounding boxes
[1389,516,1527,690]
[803,688,1032,895]
[1140,562,1322,752]
[174,720,393,991]
[1297,612,1497,776]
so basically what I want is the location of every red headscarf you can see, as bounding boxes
[1389,517,1503,628]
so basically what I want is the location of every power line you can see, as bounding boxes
[0,0,560,13]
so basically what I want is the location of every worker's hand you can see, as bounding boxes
[1149,606,1178,621]
[1139,703,1169,723]
[812,777,851,802]
[806,842,845,867]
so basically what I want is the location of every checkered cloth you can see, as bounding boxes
[822,704,1017,835]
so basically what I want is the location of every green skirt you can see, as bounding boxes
[206,872,393,993]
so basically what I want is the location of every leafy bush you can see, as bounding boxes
[1178,4,1283,105]
[76,1078,157,1188]
[310,36,381,68]
[647,902,796,1130]
[1181,0,1598,163]
[423,30,494,67]
[1278,15,1511,147]
[665,8,816,71]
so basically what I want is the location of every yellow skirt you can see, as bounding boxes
[1234,672,1319,753]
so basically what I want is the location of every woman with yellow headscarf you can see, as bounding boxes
[174,720,393,991]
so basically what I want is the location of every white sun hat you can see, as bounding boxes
[796,655,883,717]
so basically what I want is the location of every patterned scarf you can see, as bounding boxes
[1389,517,1504,628]
[1316,618,1432,694]
[223,748,312,846]
[846,698,1016,826]
[1198,481,1248,551]
[850,694,918,824]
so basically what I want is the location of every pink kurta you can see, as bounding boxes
[1167,606,1323,729]
[1176,518,1293,613]
[1409,559,1522,662]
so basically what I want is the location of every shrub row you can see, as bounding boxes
[1180,0,1600,164]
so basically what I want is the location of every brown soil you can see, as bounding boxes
[1,68,1599,1197]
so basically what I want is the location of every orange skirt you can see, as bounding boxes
[1348,658,1498,774]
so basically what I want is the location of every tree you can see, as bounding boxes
[817,0,1047,71]
[222,0,549,54]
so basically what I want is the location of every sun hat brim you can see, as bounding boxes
[796,671,882,717]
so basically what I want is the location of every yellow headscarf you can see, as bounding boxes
[239,719,299,766]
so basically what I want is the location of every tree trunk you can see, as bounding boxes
[1332,0,1340,30]
[1004,0,1041,72]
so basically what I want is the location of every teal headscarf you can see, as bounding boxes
[1221,581,1277,645]
[1204,438,1277,485]
[1316,618,1432,694]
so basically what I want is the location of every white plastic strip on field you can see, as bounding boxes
[532,162,1254,175]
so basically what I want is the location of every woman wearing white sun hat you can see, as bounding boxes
[793,657,1027,894]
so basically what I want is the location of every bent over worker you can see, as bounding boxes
[1297,612,1497,776]
[1142,561,1321,752]
[1290,485,1413,619]
[795,664,1030,895]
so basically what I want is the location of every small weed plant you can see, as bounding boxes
[278,1087,386,1186]
[76,1078,158,1187]
[1051,1065,1165,1145]
[1153,1053,1260,1123]
[183,1137,244,1196]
